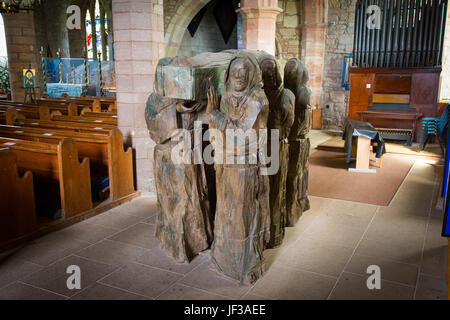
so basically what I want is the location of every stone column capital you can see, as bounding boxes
[238,6,283,19]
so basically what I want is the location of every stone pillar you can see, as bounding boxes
[112,0,164,192]
[301,0,327,109]
[239,0,282,55]
[3,12,40,102]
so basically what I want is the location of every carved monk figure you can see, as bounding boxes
[258,54,295,248]
[284,58,312,227]
[145,57,213,263]
[207,53,270,284]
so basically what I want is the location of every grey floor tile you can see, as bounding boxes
[415,274,448,300]
[75,239,149,267]
[8,233,91,267]
[22,255,117,298]
[157,283,232,300]
[303,217,365,249]
[249,265,336,300]
[118,196,159,219]
[71,283,148,300]
[136,246,206,274]
[0,256,43,289]
[108,223,160,249]
[0,282,66,300]
[274,235,353,277]
[52,220,119,244]
[345,254,419,286]
[180,262,250,299]
[87,210,143,230]
[420,244,448,279]
[99,262,182,299]
[355,236,423,265]
[329,272,414,300]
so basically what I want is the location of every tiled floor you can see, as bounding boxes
[0,130,447,300]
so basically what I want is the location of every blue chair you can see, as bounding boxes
[419,104,449,152]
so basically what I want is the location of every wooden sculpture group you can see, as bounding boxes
[145,50,311,284]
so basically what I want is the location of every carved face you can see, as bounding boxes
[284,59,299,87]
[261,60,277,89]
[229,58,249,92]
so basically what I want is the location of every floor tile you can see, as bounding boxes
[0,282,65,300]
[274,235,354,277]
[303,216,366,248]
[99,262,182,299]
[415,274,448,300]
[52,221,119,244]
[116,196,159,219]
[136,246,206,274]
[355,236,423,265]
[108,223,160,249]
[75,239,149,267]
[8,233,91,267]
[0,256,42,289]
[420,243,448,279]
[345,254,418,286]
[157,283,231,300]
[71,283,148,300]
[329,272,414,300]
[22,255,117,297]
[87,210,143,230]
[180,262,250,299]
[249,265,336,300]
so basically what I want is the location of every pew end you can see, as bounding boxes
[93,100,101,113]
[39,105,50,120]
[58,138,93,218]
[108,128,135,200]
[0,148,37,242]
[6,108,25,126]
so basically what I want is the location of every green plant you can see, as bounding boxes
[0,63,10,94]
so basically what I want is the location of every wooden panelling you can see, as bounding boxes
[349,73,375,106]
[375,75,412,93]
[373,94,410,104]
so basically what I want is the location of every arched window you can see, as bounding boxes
[85,9,93,58]
[85,0,108,60]
[0,14,7,63]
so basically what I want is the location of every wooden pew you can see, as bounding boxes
[51,113,118,126]
[14,118,115,134]
[0,110,5,124]
[0,148,37,242]
[0,137,92,218]
[0,125,135,200]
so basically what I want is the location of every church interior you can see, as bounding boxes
[0,0,449,302]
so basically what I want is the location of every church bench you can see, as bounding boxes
[38,97,116,113]
[14,117,115,134]
[0,148,37,243]
[50,114,118,126]
[0,125,134,200]
[0,136,92,218]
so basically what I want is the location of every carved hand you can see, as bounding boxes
[206,86,219,114]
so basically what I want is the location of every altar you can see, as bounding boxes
[46,83,85,98]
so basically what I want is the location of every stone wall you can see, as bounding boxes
[3,12,40,102]
[276,0,301,61]
[320,0,356,130]
[112,0,164,193]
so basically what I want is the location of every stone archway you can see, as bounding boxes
[165,0,213,57]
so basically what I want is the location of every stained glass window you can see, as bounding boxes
[85,0,108,60]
